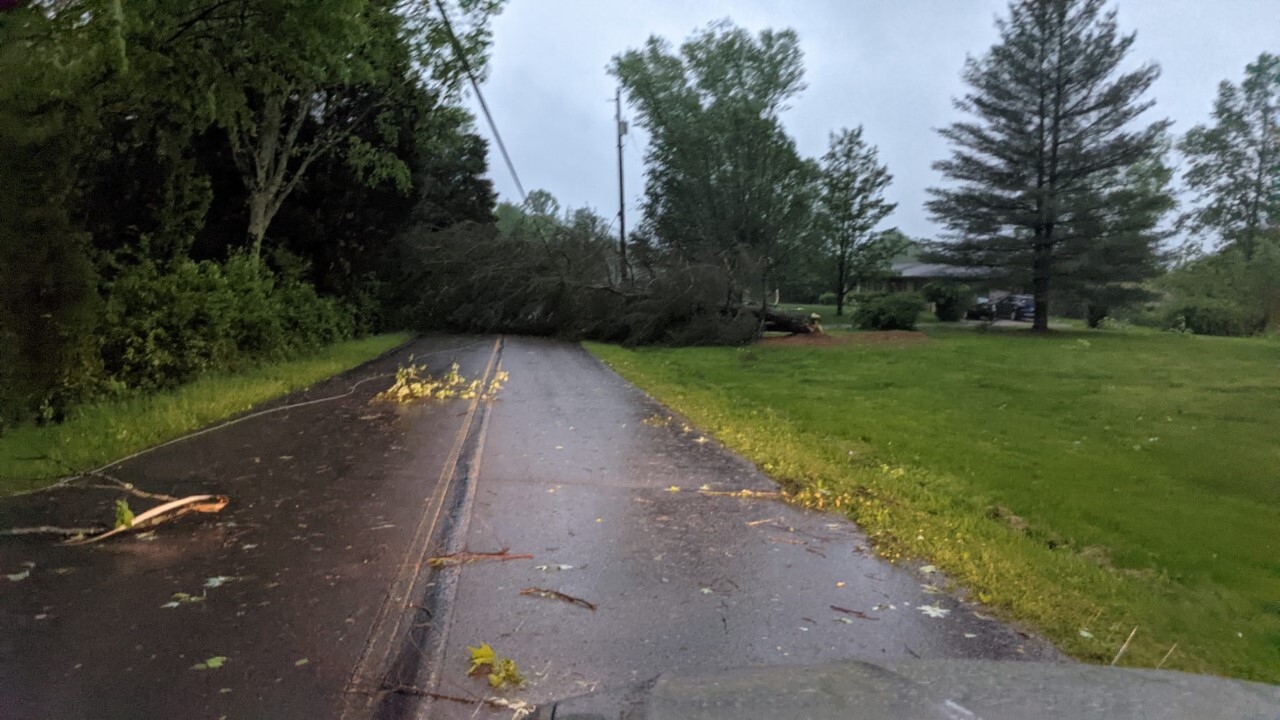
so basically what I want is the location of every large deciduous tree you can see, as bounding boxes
[148,0,501,263]
[816,127,897,316]
[1179,53,1280,259]
[610,21,816,309]
[927,0,1169,331]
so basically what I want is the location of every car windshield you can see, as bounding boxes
[2,1,1277,718]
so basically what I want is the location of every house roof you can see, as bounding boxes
[890,262,986,279]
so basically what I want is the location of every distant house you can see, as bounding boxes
[886,262,985,293]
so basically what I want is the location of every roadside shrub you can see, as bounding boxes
[272,278,356,352]
[922,283,974,322]
[817,291,837,305]
[1085,303,1110,329]
[852,293,922,331]
[99,256,357,391]
[1164,302,1262,337]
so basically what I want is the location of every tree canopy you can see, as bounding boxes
[816,127,898,315]
[0,0,503,425]
[1179,53,1280,259]
[610,21,817,306]
[927,0,1170,330]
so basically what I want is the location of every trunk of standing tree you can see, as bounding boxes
[247,193,272,266]
[1032,241,1052,331]
[835,253,847,316]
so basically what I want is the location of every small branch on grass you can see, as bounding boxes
[1111,626,1139,666]
[519,587,597,611]
[1156,642,1178,669]
[426,549,533,568]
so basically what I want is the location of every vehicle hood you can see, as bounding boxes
[535,659,1280,720]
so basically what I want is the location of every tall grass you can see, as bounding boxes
[0,333,409,493]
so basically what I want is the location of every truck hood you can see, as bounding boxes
[535,659,1280,720]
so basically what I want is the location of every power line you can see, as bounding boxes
[432,0,527,201]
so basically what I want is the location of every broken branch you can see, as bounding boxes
[85,477,179,502]
[426,549,533,568]
[1,525,107,537]
[519,587,597,612]
[699,489,780,499]
[381,687,534,718]
[831,605,877,621]
[65,494,229,545]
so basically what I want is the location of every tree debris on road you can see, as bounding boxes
[519,587,597,611]
[426,549,533,568]
[830,605,877,621]
[65,494,229,545]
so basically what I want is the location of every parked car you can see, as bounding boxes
[995,294,1035,321]
[965,296,995,320]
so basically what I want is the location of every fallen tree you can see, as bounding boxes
[756,308,821,334]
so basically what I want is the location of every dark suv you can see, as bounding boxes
[995,294,1035,321]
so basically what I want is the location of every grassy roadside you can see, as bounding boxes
[0,333,410,494]
[586,327,1280,683]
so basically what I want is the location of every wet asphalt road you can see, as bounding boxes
[414,336,1056,719]
[0,335,1057,720]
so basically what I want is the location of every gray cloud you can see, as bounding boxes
[464,0,1278,239]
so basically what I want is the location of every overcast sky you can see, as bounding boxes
[462,1,1278,239]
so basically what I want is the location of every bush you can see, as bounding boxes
[1165,302,1263,337]
[852,293,922,331]
[99,255,357,391]
[817,291,837,305]
[921,283,974,322]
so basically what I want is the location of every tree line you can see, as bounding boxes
[0,0,501,427]
[467,1,1275,342]
[2,0,1276,429]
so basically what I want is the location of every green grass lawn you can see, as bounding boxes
[0,333,410,493]
[587,326,1280,682]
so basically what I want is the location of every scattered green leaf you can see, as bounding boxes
[467,642,524,689]
[294,658,309,666]
[114,499,134,529]
[162,591,206,608]
[467,643,496,675]
[191,656,228,671]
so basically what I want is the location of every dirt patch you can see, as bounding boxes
[759,330,930,348]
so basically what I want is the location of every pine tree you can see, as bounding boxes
[927,0,1170,330]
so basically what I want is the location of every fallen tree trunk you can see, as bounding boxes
[754,308,822,334]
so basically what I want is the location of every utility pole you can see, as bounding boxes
[614,87,628,284]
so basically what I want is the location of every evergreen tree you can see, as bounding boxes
[927,0,1169,330]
